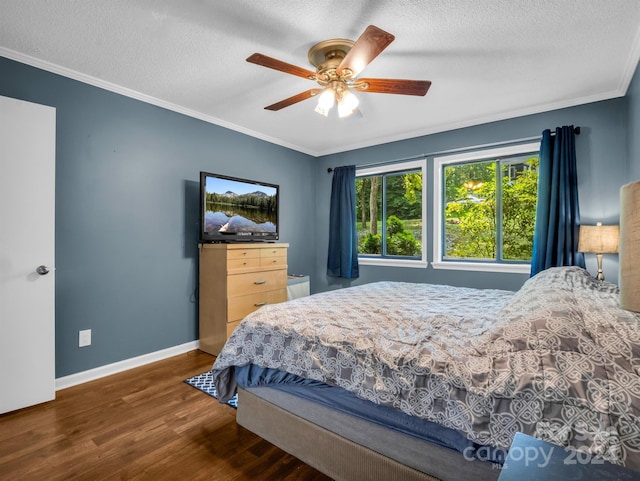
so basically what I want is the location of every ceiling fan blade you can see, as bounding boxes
[264,89,323,111]
[247,53,317,80]
[337,25,395,78]
[354,78,432,96]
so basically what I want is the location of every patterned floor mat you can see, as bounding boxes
[184,370,238,408]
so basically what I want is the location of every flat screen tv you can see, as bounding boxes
[199,171,279,243]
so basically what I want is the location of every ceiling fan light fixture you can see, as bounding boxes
[315,88,335,116]
[337,88,359,118]
[247,26,430,118]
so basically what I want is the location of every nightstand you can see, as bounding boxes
[287,274,310,300]
[498,433,638,481]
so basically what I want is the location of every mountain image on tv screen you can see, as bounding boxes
[204,177,277,234]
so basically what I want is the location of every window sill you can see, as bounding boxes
[431,261,531,274]
[358,257,428,269]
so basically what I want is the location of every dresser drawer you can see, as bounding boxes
[260,247,287,259]
[259,246,287,268]
[227,248,261,260]
[259,255,287,268]
[227,256,261,271]
[227,289,287,321]
[227,269,287,297]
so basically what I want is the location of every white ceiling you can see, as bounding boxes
[1,1,639,157]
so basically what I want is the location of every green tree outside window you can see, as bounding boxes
[444,156,538,261]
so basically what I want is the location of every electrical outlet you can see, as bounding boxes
[79,329,91,347]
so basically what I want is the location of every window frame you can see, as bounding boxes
[432,142,539,274]
[356,159,428,268]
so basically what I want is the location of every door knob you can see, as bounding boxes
[36,265,50,275]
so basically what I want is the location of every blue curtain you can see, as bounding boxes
[530,126,585,276]
[327,165,359,278]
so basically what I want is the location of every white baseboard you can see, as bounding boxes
[55,340,200,391]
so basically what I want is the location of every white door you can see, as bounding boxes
[0,95,56,414]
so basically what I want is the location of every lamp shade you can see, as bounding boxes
[578,223,619,254]
[620,180,640,312]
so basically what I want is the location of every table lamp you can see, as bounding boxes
[578,222,619,281]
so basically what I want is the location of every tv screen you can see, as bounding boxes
[199,171,279,243]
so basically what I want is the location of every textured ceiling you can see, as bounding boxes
[1,0,639,156]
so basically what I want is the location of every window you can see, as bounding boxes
[433,142,539,273]
[356,160,427,267]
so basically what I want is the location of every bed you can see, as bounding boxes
[211,267,640,480]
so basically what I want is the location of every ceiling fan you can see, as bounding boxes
[246,25,431,119]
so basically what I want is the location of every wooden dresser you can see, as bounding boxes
[198,243,288,355]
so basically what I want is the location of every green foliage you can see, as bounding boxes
[444,157,538,260]
[355,157,535,261]
[358,215,420,257]
[386,215,404,235]
[386,174,421,220]
[402,172,422,204]
[386,216,420,256]
[356,172,423,258]
[206,191,276,212]
[356,172,422,227]
[387,229,420,256]
[362,233,381,254]
[502,160,538,260]
[445,162,494,203]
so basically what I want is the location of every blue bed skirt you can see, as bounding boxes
[234,364,504,464]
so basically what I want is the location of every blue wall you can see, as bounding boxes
[2,54,637,377]
[0,57,317,377]
[315,97,630,293]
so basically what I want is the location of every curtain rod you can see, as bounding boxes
[327,126,580,173]
[551,126,580,136]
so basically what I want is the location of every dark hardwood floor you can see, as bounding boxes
[0,350,332,481]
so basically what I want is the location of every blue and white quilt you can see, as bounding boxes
[211,267,640,470]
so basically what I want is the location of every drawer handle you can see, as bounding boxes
[254,302,267,307]
[254,280,267,285]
